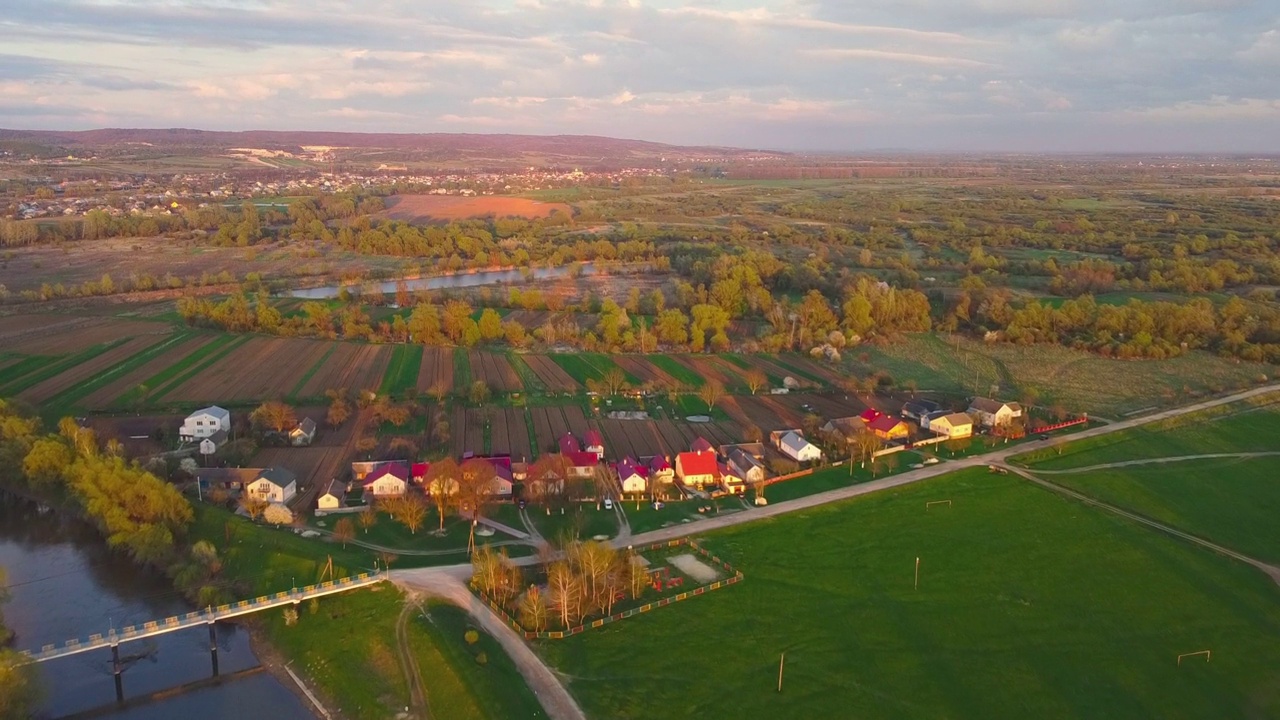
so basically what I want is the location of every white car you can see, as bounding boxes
[603,498,614,510]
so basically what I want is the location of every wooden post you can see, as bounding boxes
[112,644,124,703]
[777,652,785,692]
[209,622,219,677]
[914,557,920,590]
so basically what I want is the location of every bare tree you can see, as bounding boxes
[697,379,725,411]
[518,585,549,632]
[396,493,429,535]
[239,495,268,521]
[250,401,297,434]
[547,561,583,629]
[744,368,768,395]
[459,458,497,524]
[426,457,460,532]
[333,517,355,548]
[357,506,378,534]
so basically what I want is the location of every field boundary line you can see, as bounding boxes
[1033,452,1280,475]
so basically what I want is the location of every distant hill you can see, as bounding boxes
[0,128,778,166]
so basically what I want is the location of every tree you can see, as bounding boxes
[598,367,629,396]
[22,437,72,488]
[239,495,268,521]
[459,458,497,523]
[263,503,293,526]
[333,517,355,548]
[358,506,378,535]
[547,560,583,629]
[478,308,503,341]
[0,648,42,719]
[395,493,429,535]
[426,458,460,531]
[518,586,549,632]
[744,368,768,395]
[250,401,297,434]
[697,380,725,411]
[468,380,491,405]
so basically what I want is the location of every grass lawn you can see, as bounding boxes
[762,455,922,504]
[648,355,704,388]
[453,348,472,393]
[848,332,1268,417]
[620,500,706,535]
[537,468,1280,720]
[1016,400,1280,471]
[528,504,618,543]
[1046,457,1280,565]
[548,354,607,384]
[318,509,520,554]
[380,344,424,398]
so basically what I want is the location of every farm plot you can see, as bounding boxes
[772,392,869,420]
[469,351,523,392]
[651,419,694,455]
[522,355,580,392]
[613,356,680,388]
[730,395,805,430]
[560,405,591,437]
[7,317,170,355]
[488,407,534,460]
[416,347,455,395]
[671,356,739,389]
[163,338,333,403]
[648,355,705,388]
[530,407,572,454]
[747,355,821,389]
[297,343,391,398]
[465,408,487,454]
[19,335,165,405]
[252,446,348,493]
[702,357,749,389]
[79,335,219,408]
[773,354,847,385]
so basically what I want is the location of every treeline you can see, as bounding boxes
[0,401,229,607]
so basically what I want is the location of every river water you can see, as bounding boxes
[285,262,598,299]
[0,497,315,719]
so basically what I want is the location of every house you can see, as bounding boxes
[566,451,599,478]
[727,447,766,484]
[719,442,765,460]
[675,449,719,487]
[927,412,974,439]
[488,464,515,497]
[246,467,297,504]
[411,462,430,484]
[316,479,347,510]
[199,429,228,456]
[649,456,674,484]
[858,408,882,424]
[869,415,911,441]
[820,417,867,444]
[778,431,822,462]
[617,457,648,495]
[196,467,259,494]
[968,398,1024,427]
[718,462,746,494]
[180,406,231,442]
[352,460,401,481]
[769,428,803,449]
[558,433,581,456]
[902,399,941,422]
[584,429,605,460]
[690,437,714,454]
[289,417,317,447]
[363,463,409,497]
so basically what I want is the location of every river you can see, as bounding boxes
[0,497,315,720]
[285,262,598,299]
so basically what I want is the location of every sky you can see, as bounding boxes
[1,0,1278,152]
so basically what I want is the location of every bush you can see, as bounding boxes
[475,652,488,665]
[464,629,480,645]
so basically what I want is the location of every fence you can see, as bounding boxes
[476,538,743,640]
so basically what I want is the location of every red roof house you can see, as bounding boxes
[859,408,883,423]
[558,433,581,456]
[690,437,714,453]
[675,449,719,487]
[584,429,605,459]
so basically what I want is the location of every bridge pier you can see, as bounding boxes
[208,622,219,677]
[111,644,124,704]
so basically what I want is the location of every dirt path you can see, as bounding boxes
[1031,451,1280,475]
[1004,464,1280,586]
[311,526,531,556]
[392,567,586,720]
[519,506,546,545]
[396,598,432,719]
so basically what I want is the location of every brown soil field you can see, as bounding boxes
[523,355,579,392]
[90,413,185,457]
[19,335,164,404]
[79,334,219,408]
[703,357,748,388]
[530,406,572,455]
[298,343,391,397]
[163,337,332,403]
[778,356,847,385]
[729,395,804,431]
[253,445,348,492]
[613,356,679,388]
[1,315,171,355]
[486,407,534,461]
[771,391,868,420]
[672,355,732,388]
[748,356,821,389]
[380,194,571,223]
[469,351,522,392]
[560,405,590,437]
[415,347,454,394]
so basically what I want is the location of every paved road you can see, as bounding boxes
[1031,451,1280,475]
[394,383,1280,719]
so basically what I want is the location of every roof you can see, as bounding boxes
[933,412,974,428]
[617,457,648,480]
[649,455,672,472]
[869,415,907,432]
[689,437,714,453]
[202,428,229,446]
[198,467,260,486]
[779,431,814,454]
[584,429,604,447]
[411,462,430,479]
[321,478,346,500]
[257,466,297,488]
[727,447,763,471]
[718,462,742,482]
[191,405,230,420]
[859,408,882,423]
[558,433,581,455]
[363,462,409,486]
[676,449,718,478]
[903,399,940,416]
[568,451,599,468]
[970,397,1020,414]
[823,417,866,437]
[719,442,765,459]
[293,417,317,435]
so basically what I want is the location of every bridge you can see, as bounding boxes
[20,569,386,706]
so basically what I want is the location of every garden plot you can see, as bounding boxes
[415,347,455,394]
[667,553,722,584]
[297,343,391,398]
[79,335,219,408]
[19,335,164,404]
[523,355,580,392]
[162,337,334,403]
[470,351,523,392]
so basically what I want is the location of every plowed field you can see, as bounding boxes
[469,351,523,392]
[297,343,391,397]
[80,334,219,408]
[523,355,579,392]
[19,335,164,404]
[488,407,534,461]
[416,347,454,394]
[614,356,680,387]
[2,315,170,355]
[380,194,571,222]
[164,338,347,402]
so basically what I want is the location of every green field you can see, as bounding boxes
[0,339,129,397]
[648,355,704,388]
[528,504,618,543]
[849,332,1267,417]
[537,468,1280,719]
[380,344,424,397]
[548,353,610,384]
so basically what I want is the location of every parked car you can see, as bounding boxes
[603,498,614,510]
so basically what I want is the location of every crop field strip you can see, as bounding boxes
[613,356,681,388]
[469,351,523,392]
[775,354,846,385]
[158,337,318,403]
[522,355,579,392]
[131,334,249,405]
[0,338,132,398]
[41,331,200,412]
[5,316,171,355]
[74,333,216,408]
[15,335,165,405]
[506,354,545,393]
[297,343,390,398]
[451,406,468,457]
[415,347,455,394]
[452,348,471,393]
[288,343,338,400]
[648,355,704,388]
[380,344,424,397]
[548,354,606,384]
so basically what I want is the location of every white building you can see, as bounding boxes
[180,406,231,442]
[778,431,822,463]
[199,429,228,456]
[246,467,297,504]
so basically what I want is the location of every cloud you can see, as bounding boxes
[805,48,998,68]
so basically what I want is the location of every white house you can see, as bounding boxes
[727,448,766,484]
[968,398,1023,428]
[778,431,822,463]
[927,412,974,439]
[199,429,228,456]
[363,463,409,497]
[584,429,605,460]
[246,467,297,504]
[180,406,231,442]
[617,458,648,495]
[289,418,317,447]
[316,479,347,511]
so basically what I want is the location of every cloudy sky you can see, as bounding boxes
[1,0,1277,151]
